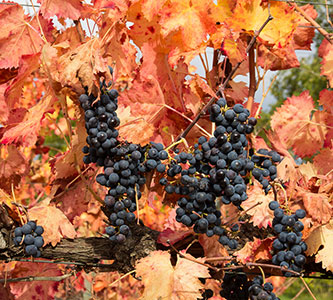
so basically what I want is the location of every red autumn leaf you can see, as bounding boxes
[1,94,55,147]
[318,38,333,87]
[0,4,43,68]
[0,284,13,300]
[270,91,327,158]
[4,54,41,113]
[318,89,333,147]
[102,22,138,80]
[51,118,87,180]
[297,187,332,224]
[313,148,333,176]
[192,74,218,99]
[28,201,76,246]
[234,237,274,264]
[136,250,209,300]
[292,5,317,50]
[257,43,300,71]
[9,262,61,300]
[51,178,93,222]
[37,0,85,20]
[0,145,28,194]
[241,181,274,228]
[157,227,193,246]
[198,235,229,264]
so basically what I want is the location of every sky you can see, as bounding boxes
[4,0,316,112]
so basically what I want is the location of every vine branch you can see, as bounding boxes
[0,272,73,283]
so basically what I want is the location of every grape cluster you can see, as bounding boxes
[13,221,44,257]
[220,272,251,300]
[102,141,168,243]
[159,98,265,248]
[249,149,282,194]
[269,201,307,275]
[79,83,284,249]
[248,276,280,300]
[80,87,120,167]
[80,82,170,243]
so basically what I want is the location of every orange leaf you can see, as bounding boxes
[318,89,333,148]
[0,4,43,68]
[270,91,327,158]
[4,54,41,113]
[229,0,300,47]
[9,262,61,300]
[117,106,155,145]
[160,0,216,50]
[293,5,317,50]
[198,235,229,264]
[28,202,76,246]
[318,39,333,87]
[297,187,332,224]
[313,148,333,176]
[0,145,28,194]
[48,39,111,95]
[136,250,209,300]
[306,221,333,272]
[51,117,86,180]
[37,0,85,20]
[1,94,55,147]
[241,181,274,228]
[257,43,300,71]
[234,237,274,264]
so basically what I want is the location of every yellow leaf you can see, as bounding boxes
[305,221,333,272]
[136,250,209,300]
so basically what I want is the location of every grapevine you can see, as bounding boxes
[0,1,332,299]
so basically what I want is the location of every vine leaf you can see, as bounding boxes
[8,262,62,300]
[117,106,155,145]
[136,250,209,300]
[198,235,229,264]
[37,0,86,20]
[0,4,43,68]
[270,91,327,158]
[318,39,333,88]
[293,4,317,51]
[241,181,274,228]
[229,0,299,47]
[306,221,333,272]
[234,237,274,264]
[318,89,333,148]
[296,187,332,225]
[28,201,76,246]
[0,145,28,194]
[313,148,333,175]
[2,53,41,121]
[1,94,55,147]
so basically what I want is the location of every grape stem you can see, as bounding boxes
[108,270,136,287]
[134,184,140,225]
[223,262,301,277]
[300,276,318,300]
